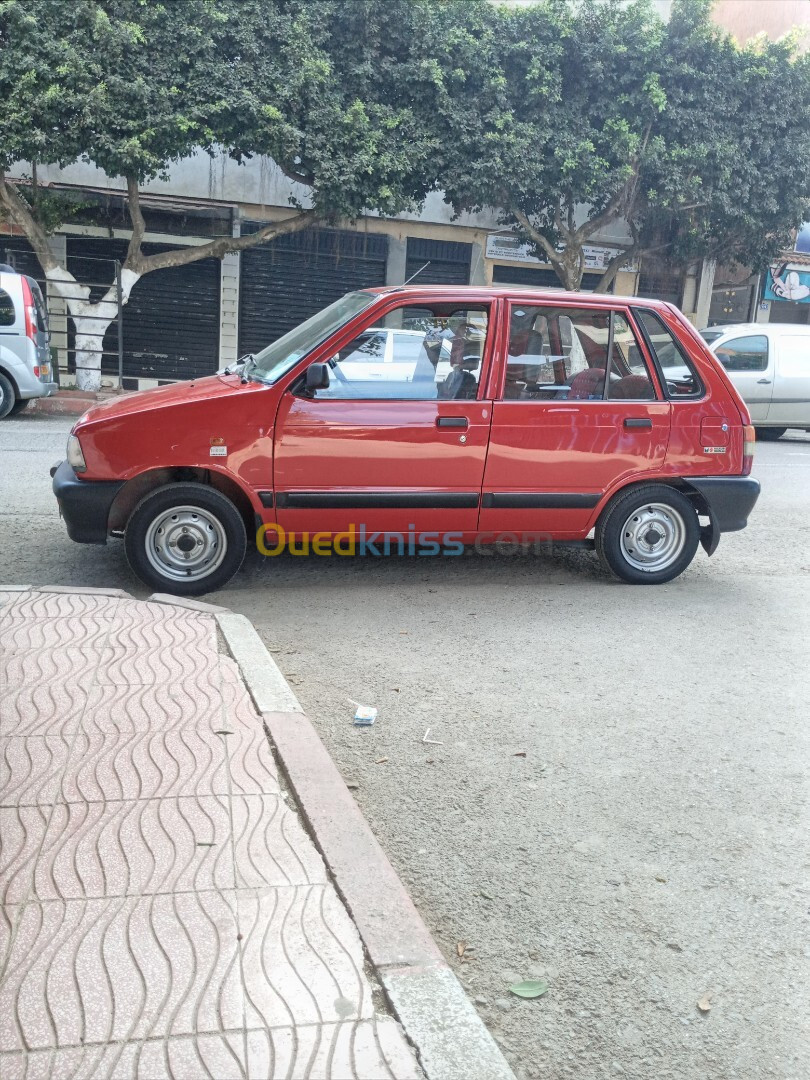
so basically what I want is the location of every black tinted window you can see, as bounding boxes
[0,288,14,327]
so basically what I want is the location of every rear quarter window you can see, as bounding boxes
[0,287,15,327]
[633,308,704,398]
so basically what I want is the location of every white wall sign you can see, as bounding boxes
[486,234,638,272]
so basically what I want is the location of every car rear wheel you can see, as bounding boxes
[124,483,247,595]
[595,484,700,584]
[756,427,786,441]
[0,373,16,419]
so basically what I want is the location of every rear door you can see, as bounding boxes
[767,334,810,427]
[712,332,772,422]
[479,301,671,537]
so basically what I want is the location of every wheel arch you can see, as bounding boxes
[593,476,715,555]
[109,467,257,537]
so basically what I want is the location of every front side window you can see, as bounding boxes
[305,305,489,400]
[633,308,703,397]
[0,287,14,327]
[249,290,377,384]
[714,335,768,372]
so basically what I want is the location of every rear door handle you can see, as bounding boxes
[437,416,468,429]
[623,418,653,430]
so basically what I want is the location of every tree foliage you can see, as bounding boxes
[434,0,810,290]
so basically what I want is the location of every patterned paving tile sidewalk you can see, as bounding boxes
[0,588,422,1080]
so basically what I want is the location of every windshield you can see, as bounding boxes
[249,291,378,383]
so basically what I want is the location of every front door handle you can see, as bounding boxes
[437,416,468,429]
[624,417,653,430]
[757,379,772,384]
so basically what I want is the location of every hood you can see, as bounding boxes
[73,373,264,430]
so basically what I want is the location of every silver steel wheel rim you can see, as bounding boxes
[144,505,227,582]
[619,502,686,573]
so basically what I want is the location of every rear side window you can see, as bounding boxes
[777,337,810,377]
[0,287,15,327]
[633,308,703,398]
[715,334,768,372]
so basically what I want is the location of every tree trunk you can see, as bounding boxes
[45,267,140,391]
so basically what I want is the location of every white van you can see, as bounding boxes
[0,265,57,419]
[701,323,810,440]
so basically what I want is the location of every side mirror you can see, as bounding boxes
[306,363,330,390]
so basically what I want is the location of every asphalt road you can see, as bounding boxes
[2,413,809,1080]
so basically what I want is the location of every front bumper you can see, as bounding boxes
[51,460,124,545]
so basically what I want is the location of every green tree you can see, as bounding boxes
[0,0,434,388]
[436,0,810,293]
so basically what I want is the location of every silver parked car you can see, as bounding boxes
[0,264,57,419]
[701,323,810,440]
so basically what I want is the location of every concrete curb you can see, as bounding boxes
[214,611,516,1080]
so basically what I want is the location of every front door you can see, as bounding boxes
[479,302,671,537]
[713,332,773,423]
[273,299,494,543]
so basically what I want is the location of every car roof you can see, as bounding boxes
[362,284,674,310]
[706,322,810,337]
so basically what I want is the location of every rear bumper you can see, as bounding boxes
[689,476,761,532]
[688,476,760,556]
[51,459,123,544]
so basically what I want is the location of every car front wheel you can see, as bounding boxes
[595,484,700,584]
[124,483,247,595]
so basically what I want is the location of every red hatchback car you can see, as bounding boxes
[52,286,760,594]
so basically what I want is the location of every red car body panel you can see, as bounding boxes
[67,286,757,546]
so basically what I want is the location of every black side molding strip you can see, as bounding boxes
[482,492,600,509]
[257,491,274,508]
[277,491,480,509]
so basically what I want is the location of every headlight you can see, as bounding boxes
[66,434,87,473]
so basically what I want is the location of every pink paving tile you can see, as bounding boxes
[59,724,231,802]
[238,885,373,1030]
[34,796,234,899]
[2,593,121,620]
[0,804,51,905]
[232,795,326,888]
[0,617,113,653]
[0,736,73,805]
[0,891,243,1052]
[96,646,215,685]
[78,681,222,734]
[246,1019,422,1080]
[0,649,100,690]
[104,615,218,654]
[0,682,87,738]
[223,718,280,797]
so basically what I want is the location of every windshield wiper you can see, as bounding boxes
[221,353,253,376]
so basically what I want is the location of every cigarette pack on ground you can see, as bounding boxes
[353,705,377,726]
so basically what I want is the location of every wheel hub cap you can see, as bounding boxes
[144,506,227,582]
[619,503,686,573]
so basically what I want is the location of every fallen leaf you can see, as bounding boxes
[457,941,467,957]
[697,995,712,1013]
[513,751,527,758]
[655,876,668,883]
[425,758,434,764]
[390,687,400,692]
[346,782,360,791]
[479,890,493,900]
[399,631,408,635]
[509,980,548,1000]
[375,757,389,764]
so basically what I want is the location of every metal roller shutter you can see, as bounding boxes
[238,227,388,355]
[492,263,608,292]
[405,237,471,285]
[66,236,220,383]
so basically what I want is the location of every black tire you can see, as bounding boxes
[756,427,786,441]
[0,373,15,419]
[595,484,700,585]
[8,398,31,417]
[124,483,247,596]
